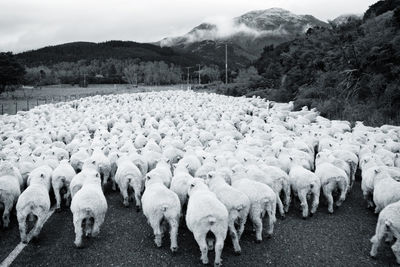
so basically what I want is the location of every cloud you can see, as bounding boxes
[160,15,290,46]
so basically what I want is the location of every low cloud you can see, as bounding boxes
[160,16,289,46]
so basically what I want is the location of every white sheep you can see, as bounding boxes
[70,148,90,173]
[207,172,250,255]
[170,166,193,208]
[288,165,321,218]
[231,178,277,242]
[142,173,181,253]
[370,200,400,263]
[70,168,100,198]
[315,162,348,213]
[0,162,22,227]
[186,178,228,266]
[115,157,144,210]
[16,165,52,243]
[70,174,108,248]
[51,159,76,211]
[373,169,400,213]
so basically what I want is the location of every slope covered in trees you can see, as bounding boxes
[218,0,400,126]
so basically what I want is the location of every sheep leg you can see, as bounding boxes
[364,192,374,209]
[31,214,46,239]
[149,216,163,248]
[322,186,334,214]
[237,214,247,240]
[250,207,263,243]
[370,221,385,258]
[132,182,142,212]
[298,191,309,219]
[119,181,129,207]
[336,179,347,207]
[284,183,291,213]
[2,200,13,228]
[168,217,179,253]
[276,193,285,218]
[92,214,105,237]
[17,213,28,243]
[102,169,110,187]
[193,231,208,265]
[53,187,62,212]
[310,188,320,215]
[73,216,84,248]
[266,202,276,237]
[214,232,226,266]
[64,190,71,207]
[228,220,241,255]
[391,240,400,264]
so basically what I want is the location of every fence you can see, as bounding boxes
[0,85,186,115]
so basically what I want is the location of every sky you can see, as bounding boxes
[0,0,377,53]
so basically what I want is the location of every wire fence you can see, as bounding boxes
[0,85,188,115]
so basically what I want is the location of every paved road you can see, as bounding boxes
[0,179,396,267]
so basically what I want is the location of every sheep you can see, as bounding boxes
[315,162,348,214]
[114,157,144,210]
[170,166,193,208]
[70,174,108,248]
[288,165,321,218]
[70,168,100,198]
[142,172,181,253]
[51,159,76,211]
[370,200,400,263]
[373,169,400,213]
[0,162,22,228]
[16,165,52,243]
[146,159,173,188]
[70,148,90,173]
[186,178,229,266]
[231,178,277,242]
[90,147,112,187]
[206,172,250,255]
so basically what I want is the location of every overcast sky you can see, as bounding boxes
[0,0,377,53]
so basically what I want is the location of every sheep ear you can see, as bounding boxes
[96,173,100,178]
[92,160,96,164]
[40,173,44,178]
[289,156,293,161]
[374,169,381,174]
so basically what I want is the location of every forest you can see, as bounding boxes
[214,0,400,126]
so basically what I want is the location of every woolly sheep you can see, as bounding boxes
[373,169,400,213]
[70,174,108,248]
[16,165,52,243]
[207,172,250,254]
[142,173,181,252]
[370,200,400,263]
[288,165,321,218]
[51,159,76,211]
[114,157,144,210]
[186,178,228,266]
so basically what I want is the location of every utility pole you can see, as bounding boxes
[185,67,192,90]
[225,43,228,84]
[197,64,201,85]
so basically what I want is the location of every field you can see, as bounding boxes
[0,84,188,115]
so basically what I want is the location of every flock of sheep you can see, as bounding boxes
[0,90,400,265]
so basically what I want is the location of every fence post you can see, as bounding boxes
[37,99,39,106]
[27,98,29,110]
[1,104,3,115]
[15,101,17,114]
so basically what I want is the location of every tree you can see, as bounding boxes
[0,52,26,92]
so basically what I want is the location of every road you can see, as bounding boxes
[0,179,396,267]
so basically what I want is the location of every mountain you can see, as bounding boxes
[159,8,329,67]
[15,40,208,67]
[331,14,362,26]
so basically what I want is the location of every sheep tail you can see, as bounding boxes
[84,207,94,218]
[59,176,66,183]
[207,215,216,225]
